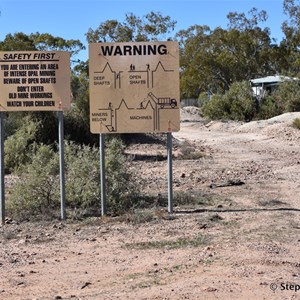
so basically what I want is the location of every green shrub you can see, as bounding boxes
[8,141,101,220]
[202,81,257,121]
[105,137,139,215]
[202,94,230,120]
[4,117,39,173]
[64,141,100,210]
[256,80,300,119]
[8,144,60,220]
[225,81,257,121]
[292,118,300,129]
[3,112,24,139]
[257,94,282,119]
[8,137,139,220]
[276,80,300,112]
[198,91,211,108]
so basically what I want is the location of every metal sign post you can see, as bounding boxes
[58,110,66,220]
[99,134,107,216]
[0,112,4,225]
[167,132,173,213]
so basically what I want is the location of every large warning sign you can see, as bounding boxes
[89,41,180,134]
[0,51,70,111]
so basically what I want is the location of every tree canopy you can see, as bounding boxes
[176,1,300,98]
[0,32,84,57]
[86,11,176,43]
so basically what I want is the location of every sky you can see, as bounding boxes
[0,0,288,62]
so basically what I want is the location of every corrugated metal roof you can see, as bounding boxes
[250,75,296,84]
[250,75,292,84]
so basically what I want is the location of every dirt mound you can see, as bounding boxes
[180,106,203,122]
[237,112,300,133]
[180,109,300,143]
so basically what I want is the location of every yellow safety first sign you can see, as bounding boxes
[89,41,180,134]
[0,51,71,111]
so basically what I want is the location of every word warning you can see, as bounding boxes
[0,51,71,111]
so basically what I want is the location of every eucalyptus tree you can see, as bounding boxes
[177,8,274,98]
[0,32,84,55]
[86,11,176,43]
[281,0,300,75]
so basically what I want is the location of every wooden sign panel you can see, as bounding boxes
[0,51,70,111]
[89,41,180,134]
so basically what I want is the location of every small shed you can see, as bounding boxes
[250,75,296,101]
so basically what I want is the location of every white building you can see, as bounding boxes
[250,75,297,101]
